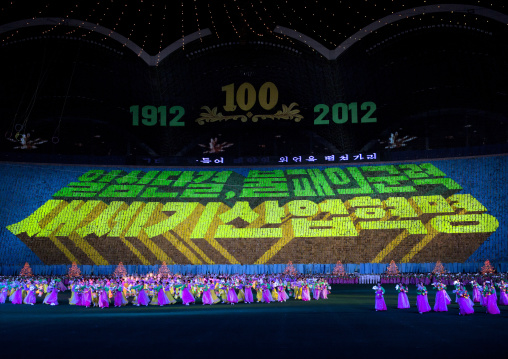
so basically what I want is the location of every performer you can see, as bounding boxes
[395,283,410,309]
[244,281,254,304]
[457,285,474,316]
[112,281,128,307]
[98,283,110,309]
[432,281,450,312]
[201,283,214,305]
[181,280,196,306]
[23,281,37,305]
[496,280,508,306]
[470,280,482,303]
[483,282,501,315]
[226,283,239,305]
[373,283,387,311]
[0,282,9,304]
[133,280,150,306]
[8,281,23,305]
[42,280,60,306]
[416,282,431,314]
[301,283,311,302]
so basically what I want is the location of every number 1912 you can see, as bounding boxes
[130,105,185,126]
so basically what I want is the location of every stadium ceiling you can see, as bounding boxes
[1,1,507,62]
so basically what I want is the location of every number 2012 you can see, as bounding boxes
[314,102,376,125]
[130,105,185,126]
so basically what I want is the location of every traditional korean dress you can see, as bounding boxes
[9,283,23,305]
[312,283,321,300]
[416,285,431,313]
[374,286,387,311]
[136,284,150,306]
[181,284,196,305]
[158,285,170,306]
[82,286,93,307]
[23,284,37,305]
[433,283,449,312]
[201,285,214,305]
[471,281,481,303]
[164,284,177,305]
[396,284,410,309]
[244,283,254,303]
[484,287,500,315]
[496,283,508,305]
[98,286,110,308]
[457,289,474,315]
[301,284,311,302]
[0,284,9,304]
[226,285,239,305]
[42,283,59,306]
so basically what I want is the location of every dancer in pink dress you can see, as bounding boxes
[416,283,431,314]
[373,283,387,311]
[396,283,410,309]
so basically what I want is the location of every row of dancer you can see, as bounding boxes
[373,279,507,315]
[0,276,331,308]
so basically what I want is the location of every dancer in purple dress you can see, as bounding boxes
[0,282,9,304]
[312,282,321,300]
[180,280,196,306]
[396,283,410,309]
[42,281,59,306]
[483,282,500,315]
[244,282,254,304]
[432,282,449,312]
[135,281,150,306]
[9,282,23,305]
[301,284,311,302]
[457,285,474,316]
[373,283,387,311]
[201,283,214,305]
[98,283,110,309]
[226,284,239,305]
[471,280,482,303]
[416,283,431,314]
[496,280,508,306]
[23,282,37,305]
